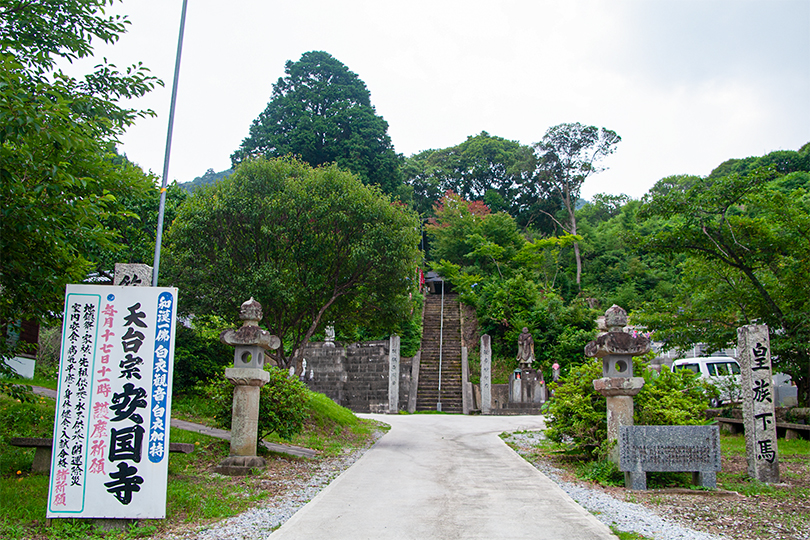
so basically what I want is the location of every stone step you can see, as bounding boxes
[417,293,464,413]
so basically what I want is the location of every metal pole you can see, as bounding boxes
[437,281,444,412]
[152,0,189,286]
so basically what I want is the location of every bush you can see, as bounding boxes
[209,366,310,441]
[173,323,233,394]
[544,358,714,457]
[397,292,424,358]
[0,394,56,474]
[635,367,714,426]
[544,359,606,456]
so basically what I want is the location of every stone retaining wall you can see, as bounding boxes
[302,341,412,413]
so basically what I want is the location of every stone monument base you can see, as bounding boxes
[214,455,267,476]
[509,368,546,406]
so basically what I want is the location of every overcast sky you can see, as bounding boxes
[79,0,810,200]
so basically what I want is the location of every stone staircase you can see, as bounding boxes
[416,293,464,413]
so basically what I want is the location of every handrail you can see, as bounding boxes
[437,283,444,411]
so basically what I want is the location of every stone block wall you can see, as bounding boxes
[302,340,412,413]
[472,383,510,410]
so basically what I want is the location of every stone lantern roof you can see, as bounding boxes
[220,297,280,351]
[584,305,650,359]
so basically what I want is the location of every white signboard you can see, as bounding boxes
[47,285,178,518]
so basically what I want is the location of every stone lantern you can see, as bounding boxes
[584,305,650,464]
[215,298,280,475]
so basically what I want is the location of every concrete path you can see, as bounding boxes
[31,386,318,459]
[269,414,616,540]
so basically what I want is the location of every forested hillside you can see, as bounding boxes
[422,141,810,404]
[3,28,807,404]
[180,168,234,193]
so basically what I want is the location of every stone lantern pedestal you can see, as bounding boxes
[214,298,280,476]
[592,377,645,463]
[585,305,650,465]
[219,368,270,472]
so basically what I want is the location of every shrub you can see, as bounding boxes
[635,367,714,426]
[397,292,424,358]
[209,366,310,441]
[544,359,606,456]
[173,324,233,394]
[544,358,714,457]
[0,394,56,473]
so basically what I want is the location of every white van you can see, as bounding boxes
[672,356,741,406]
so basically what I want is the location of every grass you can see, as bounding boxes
[0,428,248,539]
[610,526,652,540]
[261,390,382,456]
[509,429,810,539]
[2,375,58,391]
[719,431,810,458]
[170,391,220,426]
[1,385,382,539]
[0,394,56,475]
[715,434,810,498]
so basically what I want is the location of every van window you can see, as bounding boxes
[675,363,700,374]
[707,361,740,376]
[709,362,728,376]
[729,362,741,374]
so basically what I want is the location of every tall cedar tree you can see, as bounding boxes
[231,51,403,194]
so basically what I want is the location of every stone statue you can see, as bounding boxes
[324,323,336,347]
[517,327,535,368]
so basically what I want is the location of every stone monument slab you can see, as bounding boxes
[620,425,721,490]
[113,263,153,286]
[480,335,492,414]
[738,324,780,483]
[388,334,400,414]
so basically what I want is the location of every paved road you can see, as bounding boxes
[269,414,616,540]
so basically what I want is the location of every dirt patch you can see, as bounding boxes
[511,438,810,540]
[628,454,810,540]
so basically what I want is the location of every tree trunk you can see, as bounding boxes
[570,213,581,290]
[796,370,809,408]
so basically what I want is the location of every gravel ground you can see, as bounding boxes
[149,427,792,540]
[504,431,730,540]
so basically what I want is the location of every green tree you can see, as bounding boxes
[84,152,188,280]
[633,167,810,405]
[404,132,552,227]
[180,167,234,193]
[708,147,810,179]
[166,157,420,372]
[0,1,159,344]
[575,196,683,310]
[231,51,403,195]
[426,191,525,275]
[427,192,596,374]
[533,123,621,289]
